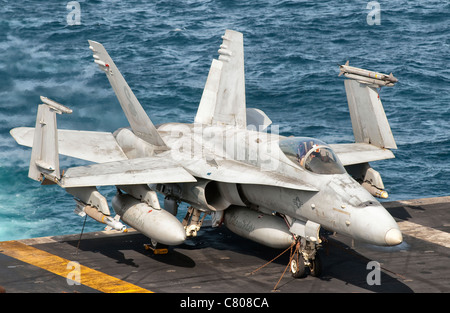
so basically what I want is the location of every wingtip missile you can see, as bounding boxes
[338,60,350,77]
[388,72,398,83]
[40,96,73,114]
[338,61,398,86]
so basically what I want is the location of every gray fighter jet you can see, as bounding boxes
[10,30,401,278]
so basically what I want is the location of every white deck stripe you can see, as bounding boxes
[397,220,450,249]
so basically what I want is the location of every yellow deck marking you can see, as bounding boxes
[0,240,152,293]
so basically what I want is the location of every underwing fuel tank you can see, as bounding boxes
[112,194,186,246]
[224,206,294,249]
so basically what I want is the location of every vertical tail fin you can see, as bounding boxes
[28,96,72,183]
[88,40,167,150]
[341,63,398,150]
[195,30,246,128]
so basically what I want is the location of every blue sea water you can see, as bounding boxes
[0,0,448,241]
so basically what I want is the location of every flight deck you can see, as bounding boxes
[0,196,449,294]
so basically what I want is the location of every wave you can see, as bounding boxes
[0,0,448,240]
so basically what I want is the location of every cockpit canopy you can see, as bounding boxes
[279,137,346,175]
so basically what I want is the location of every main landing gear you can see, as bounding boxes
[289,237,322,278]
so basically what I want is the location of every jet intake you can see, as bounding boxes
[181,180,241,211]
[112,194,186,246]
[224,206,294,249]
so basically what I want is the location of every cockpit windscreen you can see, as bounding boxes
[279,137,346,175]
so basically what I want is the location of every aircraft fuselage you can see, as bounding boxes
[113,122,402,247]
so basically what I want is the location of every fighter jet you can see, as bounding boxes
[10,30,402,278]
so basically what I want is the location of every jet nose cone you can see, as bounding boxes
[385,228,403,246]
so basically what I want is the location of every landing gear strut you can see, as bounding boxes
[289,237,322,278]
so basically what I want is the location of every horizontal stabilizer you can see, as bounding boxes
[60,157,197,188]
[11,127,128,163]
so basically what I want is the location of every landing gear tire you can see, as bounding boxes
[308,254,322,277]
[290,256,306,278]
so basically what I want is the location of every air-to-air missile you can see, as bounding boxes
[40,96,73,114]
[74,199,127,232]
[339,60,398,87]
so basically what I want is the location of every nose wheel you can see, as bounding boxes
[308,253,322,277]
[256,236,324,291]
[290,254,306,278]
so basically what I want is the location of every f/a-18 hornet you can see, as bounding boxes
[11,30,402,278]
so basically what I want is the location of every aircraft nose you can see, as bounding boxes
[385,228,403,246]
[351,203,403,246]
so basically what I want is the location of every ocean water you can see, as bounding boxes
[0,0,448,241]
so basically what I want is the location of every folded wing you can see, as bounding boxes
[330,143,395,166]
[334,63,398,167]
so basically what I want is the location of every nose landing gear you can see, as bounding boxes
[251,235,324,291]
[289,238,323,278]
